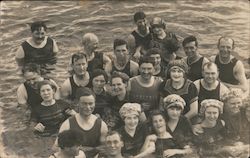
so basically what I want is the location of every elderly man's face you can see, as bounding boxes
[218,38,234,58]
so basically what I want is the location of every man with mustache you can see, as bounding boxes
[210,37,248,97]
[15,21,58,76]
[127,11,152,62]
[112,39,139,77]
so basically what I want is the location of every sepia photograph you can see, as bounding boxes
[0,0,249,157]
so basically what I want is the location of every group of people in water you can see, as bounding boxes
[15,11,249,158]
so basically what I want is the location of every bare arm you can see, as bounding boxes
[223,61,248,92]
[103,54,112,75]
[185,100,198,120]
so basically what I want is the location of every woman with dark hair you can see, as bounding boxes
[150,110,192,158]
[162,94,193,148]
[49,130,86,158]
[89,69,111,118]
[33,80,76,136]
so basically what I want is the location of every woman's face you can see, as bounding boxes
[152,114,167,134]
[167,106,182,120]
[40,84,55,102]
[204,106,219,123]
[92,75,106,91]
[124,114,139,131]
[170,68,184,82]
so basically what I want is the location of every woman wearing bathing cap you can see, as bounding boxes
[192,99,229,157]
[117,103,155,157]
[163,94,193,147]
[149,17,180,69]
[160,59,199,120]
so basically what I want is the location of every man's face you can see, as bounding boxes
[218,38,234,58]
[72,58,88,76]
[203,65,219,84]
[24,71,40,87]
[136,19,147,31]
[78,95,95,117]
[32,27,46,45]
[139,63,154,80]
[114,44,129,61]
[63,146,80,157]
[111,77,126,96]
[106,133,123,156]
[85,38,99,52]
[183,41,198,58]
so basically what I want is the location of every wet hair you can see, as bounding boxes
[217,36,235,48]
[82,33,98,46]
[145,48,162,56]
[113,38,128,50]
[106,130,123,142]
[22,63,41,74]
[90,69,108,86]
[38,80,57,93]
[182,35,198,47]
[58,130,82,149]
[149,110,169,134]
[111,71,129,84]
[134,11,146,22]
[202,62,218,72]
[75,87,96,101]
[30,21,47,33]
[71,53,87,65]
[138,56,154,66]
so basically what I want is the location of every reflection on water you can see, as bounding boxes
[0,0,249,157]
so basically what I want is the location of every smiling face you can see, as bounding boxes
[204,106,219,123]
[78,95,95,117]
[139,63,154,80]
[218,38,234,59]
[152,25,165,37]
[170,67,184,82]
[32,27,46,45]
[183,41,198,58]
[152,114,167,134]
[203,64,219,84]
[40,84,55,102]
[111,77,126,96]
[150,54,161,67]
[106,133,123,156]
[124,114,139,131]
